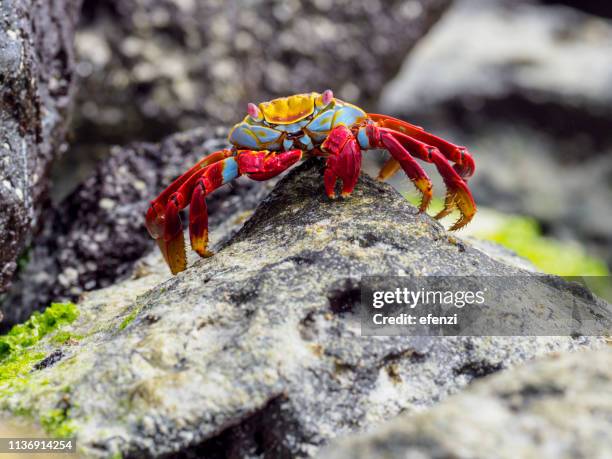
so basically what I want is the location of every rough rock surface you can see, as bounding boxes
[70,0,450,149]
[320,346,612,459]
[0,0,82,293]
[378,0,612,267]
[2,161,607,458]
[2,127,276,327]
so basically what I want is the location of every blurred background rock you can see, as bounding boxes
[377,0,612,272]
[54,0,450,200]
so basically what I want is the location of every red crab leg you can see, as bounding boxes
[151,154,242,274]
[147,149,303,274]
[186,150,302,268]
[145,149,234,240]
[369,114,475,179]
[371,124,476,230]
[368,126,433,212]
[321,125,362,198]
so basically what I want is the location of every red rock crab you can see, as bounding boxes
[146,90,476,274]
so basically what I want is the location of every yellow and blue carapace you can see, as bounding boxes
[146,90,477,274]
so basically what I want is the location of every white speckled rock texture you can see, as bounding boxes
[2,161,608,458]
[0,0,82,293]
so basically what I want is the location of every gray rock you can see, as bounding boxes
[320,346,612,459]
[0,0,82,293]
[463,127,612,268]
[1,160,606,458]
[2,127,275,326]
[464,237,538,272]
[381,0,612,128]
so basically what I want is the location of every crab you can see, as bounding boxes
[146,90,476,274]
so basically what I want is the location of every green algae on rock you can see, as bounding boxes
[0,303,79,382]
[0,303,79,437]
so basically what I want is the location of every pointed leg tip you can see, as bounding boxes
[169,263,187,275]
[416,191,432,213]
[418,192,433,213]
[190,227,212,259]
[434,210,451,220]
[192,245,213,258]
[192,233,214,258]
[449,217,473,231]
[168,254,187,275]
[161,232,187,275]
[192,248,213,258]
[418,200,430,213]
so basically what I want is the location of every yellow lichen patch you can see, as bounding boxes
[259,93,317,124]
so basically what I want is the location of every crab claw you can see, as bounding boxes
[145,204,164,239]
[321,125,362,198]
[146,201,186,273]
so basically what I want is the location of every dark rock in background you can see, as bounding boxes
[2,127,275,327]
[2,161,605,458]
[320,347,612,459]
[0,0,82,293]
[55,0,452,198]
[539,0,612,19]
[378,0,612,268]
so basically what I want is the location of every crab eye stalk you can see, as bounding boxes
[322,89,333,105]
[316,89,334,108]
[247,103,263,121]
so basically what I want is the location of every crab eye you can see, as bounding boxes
[247,103,263,121]
[316,89,334,108]
[322,89,333,105]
